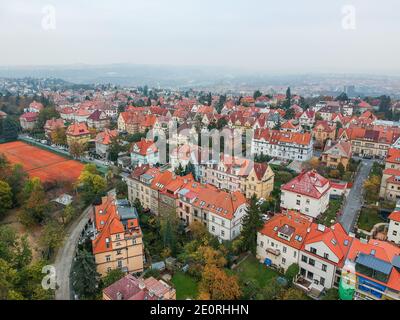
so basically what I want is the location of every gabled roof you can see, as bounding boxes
[88,109,107,121]
[131,138,158,156]
[303,222,352,267]
[323,141,352,158]
[20,112,38,122]
[66,122,90,136]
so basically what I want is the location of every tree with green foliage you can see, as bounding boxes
[0,180,12,219]
[133,198,144,216]
[40,220,65,259]
[36,107,60,130]
[184,162,196,179]
[241,195,264,254]
[71,249,99,299]
[0,226,52,300]
[336,92,349,102]
[337,163,345,178]
[284,108,295,120]
[174,163,185,176]
[253,90,262,100]
[107,137,122,162]
[258,277,283,300]
[19,178,48,226]
[61,204,76,225]
[285,263,300,284]
[282,87,291,109]
[0,117,19,141]
[101,268,125,288]
[322,288,339,300]
[160,208,179,255]
[78,164,107,205]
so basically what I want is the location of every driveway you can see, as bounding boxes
[54,205,92,300]
[339,159,373,233]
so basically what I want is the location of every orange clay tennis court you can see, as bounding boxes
[0,141,84,183]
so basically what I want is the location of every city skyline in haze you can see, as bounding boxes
[0,0,400,75]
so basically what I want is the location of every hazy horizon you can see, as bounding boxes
[1,0,400,75]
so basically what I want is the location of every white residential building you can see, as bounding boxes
[130,138,159,166]
[280,170,331,219]
[252,129,313,162]
[257,211,312,272]
[387,211,400,245]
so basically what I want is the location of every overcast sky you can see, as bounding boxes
[0,0,399,74]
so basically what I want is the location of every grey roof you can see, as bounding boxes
[392,255,400,269]
[115,199,130,207]
[141,173,153,180]
[117,206,138,221]
[356,253,393,275]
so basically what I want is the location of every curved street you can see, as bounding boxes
[54,205,93,300]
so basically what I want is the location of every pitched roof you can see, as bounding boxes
[303,222,352,267]
[386,148,400,165]
[88,109,107,121]
[254,129,312,146]
[66,122,90,136]
[95,129,118,145]
[388,211,400,222]
[323,141,352,158]
[44,118,65,131]
[281,170,331,199]
[131,138,158,156]
[92,195,140,255]
[103,274,174,300]
[20,112,38,122]
[347,239,400,291]
[259,211,312,250]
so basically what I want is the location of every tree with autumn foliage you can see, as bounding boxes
[364,175,381,204]
[19,178,48,226]
[77,164,107,205]
[69,141,87,159]
[50,126,67,145]
[198,245,241,300]
[199,264,241,300]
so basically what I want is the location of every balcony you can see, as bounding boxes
[266,248,281,256]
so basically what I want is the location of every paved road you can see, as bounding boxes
[54,205,92,300]
[339,160,373,233]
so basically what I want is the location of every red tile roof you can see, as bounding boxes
[303,222,352,267]
[66,122,90,136]
[259,211,312,249]
[389,211,400,222]
[254,129,312,146]
[131,138,158,156]
[281,170,331,199]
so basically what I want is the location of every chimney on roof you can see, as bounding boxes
[116,291,123,300]
[138,281,146,290]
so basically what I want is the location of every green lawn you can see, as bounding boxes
[171,272,199,300]
[233,255,279,288]
[317,198,343,227]
[357,207,385,231]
